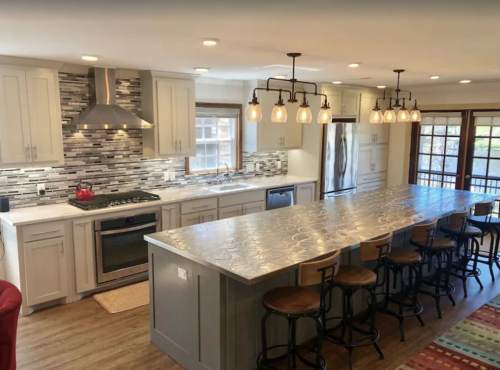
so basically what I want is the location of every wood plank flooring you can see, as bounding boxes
[16,263,500,370]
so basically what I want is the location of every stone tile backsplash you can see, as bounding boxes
[0,72,288,209]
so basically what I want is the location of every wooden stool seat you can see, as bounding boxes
[441,225,482,237]
[411,237,455,249]
[263,286,320,315]
[334,265,377,287]
[388,248,421,264]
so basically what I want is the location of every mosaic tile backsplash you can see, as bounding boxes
[0,72,288,209]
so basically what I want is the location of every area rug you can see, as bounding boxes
[93,281,149,314]
[395,294,500,370]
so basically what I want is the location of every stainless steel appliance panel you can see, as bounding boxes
[267,186,295,210]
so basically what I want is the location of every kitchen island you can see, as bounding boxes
[145,185,497,370]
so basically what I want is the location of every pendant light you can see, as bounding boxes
[397,98,410,122]
[245,93,262,122]
[383,100,396,123]
[271,91,288,123]
[318,98,332,124]
[410,100,422,122]
[369,100,384,124]
[297,94,312,123]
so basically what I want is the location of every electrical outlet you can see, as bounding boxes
[255,163,261,171]
[177,267,187,281]
[164,171,170,181]
[246,163,254,172]
[37,184,46,196]
[277,161,282,169]
[170,171,176,181]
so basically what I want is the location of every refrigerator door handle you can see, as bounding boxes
[337,138,343,177]
[342,136,348,176]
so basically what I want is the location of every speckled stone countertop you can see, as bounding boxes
[145,185,498,285]
[0,175,316,227]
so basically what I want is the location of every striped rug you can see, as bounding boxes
[396,294,500,370]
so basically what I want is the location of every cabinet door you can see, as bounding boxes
[218,205,243,220]
[155,79,177,156]
[358,180,386,193]
[374,123,390,144]
[342,91,360,116]
[26,69,63,164]
[0,67,32,164]
[358,95,376,145]
[358,146,373,175]
[243,200,266,215]
[201,209,218,224]
[296,183,315,205]
[24,237,68,306]
[324,90,342,116]
[258,90,284,150]
[175,79,196,156]
[162,203,181,231]
[373,145,388,173]
[181,212,201,227]
[282,98,302,148]
[73,220,96,294]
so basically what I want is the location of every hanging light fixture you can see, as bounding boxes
[271,90,288,123]
[318,98,332,124]
[245,53,330,124]
[297,94,312,123]
[370,69,421,124]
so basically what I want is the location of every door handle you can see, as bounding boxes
[282,136,285,146]
[25,145,30,161]
[375,134,378,142]
[179,140,182,151]
[201,214,205,223]
[60,242,64,254]
[33,144,37,160]
[174,140,178,151]
[243,207,247,215]
[465,175,471,179]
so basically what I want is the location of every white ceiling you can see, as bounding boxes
[1,0,500,88]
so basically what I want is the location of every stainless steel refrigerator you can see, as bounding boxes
[321,121,360,199]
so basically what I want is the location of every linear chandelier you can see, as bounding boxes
[370,69,421,124]
[245,53,332,124]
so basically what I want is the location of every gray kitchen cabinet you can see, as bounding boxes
[73,220,96,294]
[162,203,181,231]
[219,200,266,220]
[181,209,218,227]
[296,182,315,205]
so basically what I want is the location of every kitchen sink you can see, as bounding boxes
[207,183,257,193]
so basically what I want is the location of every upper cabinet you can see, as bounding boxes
[322,87,360,117]
[358,93,390,146]
[0,66,63,167]
[243,81,313,152]
[141,72,196,158]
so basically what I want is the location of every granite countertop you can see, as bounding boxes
[0,175,316,227]
[145,185,498,285]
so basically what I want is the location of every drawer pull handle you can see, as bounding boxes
[32,230,60,236]
[192,205,209,209]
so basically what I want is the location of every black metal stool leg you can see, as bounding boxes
[435,251,443,318]
[472,238,484,290]
[291,319,297,369]
[313,317,323,369]
[398,267,405,342]
[368,288,385,359]
[445,249,456,306]
[287,319,293,370]
[261,311,271,362]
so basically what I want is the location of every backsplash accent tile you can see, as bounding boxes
[0,72,288,209]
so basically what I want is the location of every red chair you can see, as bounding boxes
[0,280,22,370]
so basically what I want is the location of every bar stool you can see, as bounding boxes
[373,236,424,342]
[409,218,456,319]
[257,250,341,370]
[324,233,391,370]
[467,201,500,281]
[441,211,483,298]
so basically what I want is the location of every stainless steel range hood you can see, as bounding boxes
[65,68,152,130]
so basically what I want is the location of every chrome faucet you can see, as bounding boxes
[216,162,232,184]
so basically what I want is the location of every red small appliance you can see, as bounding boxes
[76,182,95,201]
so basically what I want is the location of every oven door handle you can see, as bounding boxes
[98,222,158,236]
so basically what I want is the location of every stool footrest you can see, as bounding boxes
[257,344,326,370]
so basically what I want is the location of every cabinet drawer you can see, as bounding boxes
[218,190,265,208]
[181,197,217,215]
[357,181,386,193]
[23,221,65,243]
[358,172,387,185]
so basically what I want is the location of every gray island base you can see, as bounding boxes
[146,185,497,370]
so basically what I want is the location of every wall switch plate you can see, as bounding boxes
[164,171,170,181]
[37,184,46,196]
[177,267,187,280]
[246,163,254,172]
[255,163,261,171]
[170,171,176,181]
[277,161,282,169]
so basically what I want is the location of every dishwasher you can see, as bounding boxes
[267,186,295,210]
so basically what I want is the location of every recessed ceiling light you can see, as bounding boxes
[377,85,386,89]
[430,75,440,80]
[203,39,218,46]
[81,55,98,61]
[349,63,360,68]
[459,80,471,84]
[332,81,342,84]
[274,75,287,79]
[194,67,210,72]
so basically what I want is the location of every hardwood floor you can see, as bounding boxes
[16,263,500,370]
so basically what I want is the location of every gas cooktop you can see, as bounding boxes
[68,191,161,210]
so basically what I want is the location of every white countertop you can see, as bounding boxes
[0,175,317,227]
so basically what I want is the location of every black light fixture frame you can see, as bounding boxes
[376,69,415,108]
[248,53,330,110]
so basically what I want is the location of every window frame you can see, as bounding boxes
[186,102,243,175]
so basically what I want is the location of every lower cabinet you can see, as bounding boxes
[24,236,68,306]
[73,220,96,294]
[296,182,315,205]
[218,200,266,220]
[181,209,218,227]
[162,203,181,231]
[357,180,386,193]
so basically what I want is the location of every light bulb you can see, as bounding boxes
[271,105,287,123]
[384,109,396,123]
[318,107,332,124]
[297,107,312,123]
[410,109,422,122]
[397,109,410,122]
[245,103,262,122]
[370,109,384,124]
